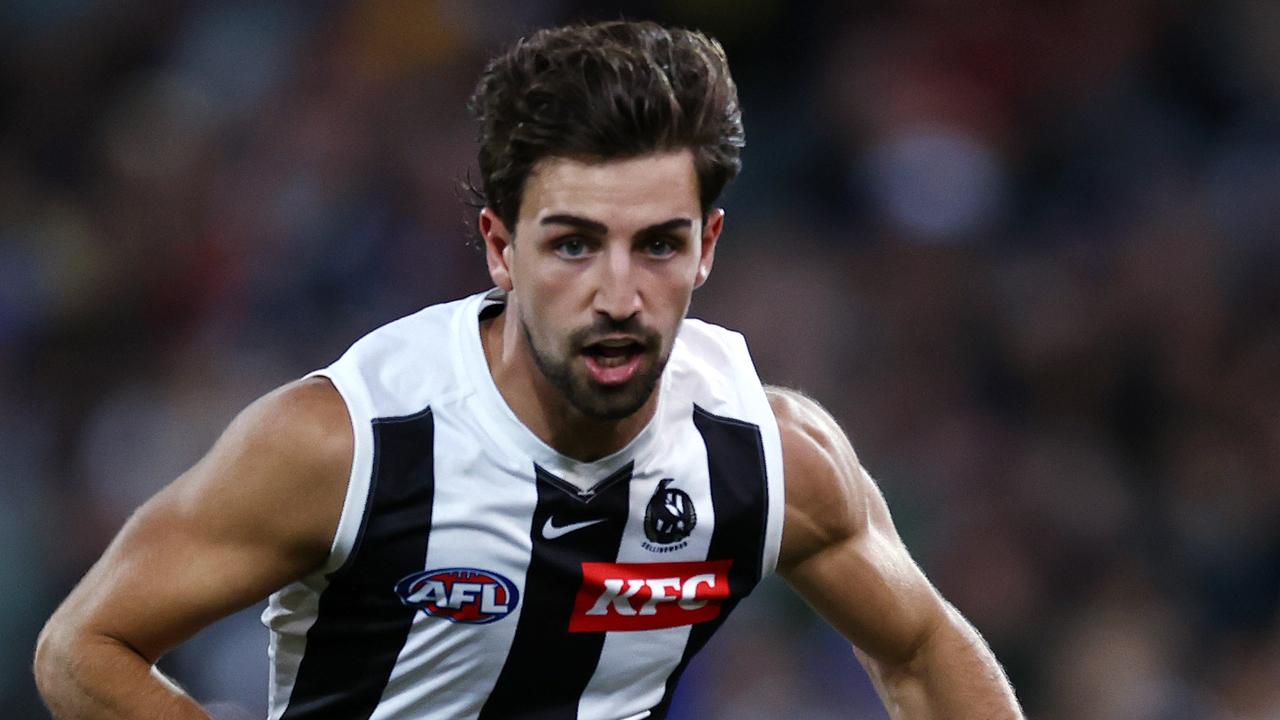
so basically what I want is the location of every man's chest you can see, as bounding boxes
[284,402,771,719]
[408,414,733,633]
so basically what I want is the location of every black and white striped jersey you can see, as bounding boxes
[262,289,786,720]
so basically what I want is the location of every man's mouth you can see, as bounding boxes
[581,338,647,386]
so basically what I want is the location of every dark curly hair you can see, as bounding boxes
[467,20,745,240]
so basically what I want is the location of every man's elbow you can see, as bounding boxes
[876,603,1022,717]
[34,612,72,703]
[869,608,948,689]
[867,603,980,690]
[34,606,98,707]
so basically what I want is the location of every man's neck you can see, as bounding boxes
[479,307,657,463]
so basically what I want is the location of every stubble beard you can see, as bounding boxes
[520,315,668,421]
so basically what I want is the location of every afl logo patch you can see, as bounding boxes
[643,478,696,553]
[394,567,519,624]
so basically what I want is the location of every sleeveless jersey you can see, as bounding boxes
[261,289,786,720]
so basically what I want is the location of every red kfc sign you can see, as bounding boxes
[569,560,733,632]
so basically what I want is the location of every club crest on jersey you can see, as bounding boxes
[394,567,519,624]
[643,478,696,553]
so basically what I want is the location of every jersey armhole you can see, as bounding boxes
[303,368,376,575]
[758,394,786,578]
[723,331,786,578]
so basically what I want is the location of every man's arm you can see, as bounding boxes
[769,387,1022,719]
[34,378,352,719]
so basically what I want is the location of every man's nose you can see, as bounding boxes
[592,244,642,321]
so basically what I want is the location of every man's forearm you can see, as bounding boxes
[35,626,210,720]
[863,603,1023,720]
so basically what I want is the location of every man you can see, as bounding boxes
[35,20,1022,719]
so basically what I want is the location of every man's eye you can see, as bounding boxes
[645,237,678,257]
[555,237,589,257]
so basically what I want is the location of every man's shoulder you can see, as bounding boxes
[167,376,354,565]
[767,386,873,570]
[233,377,354,479]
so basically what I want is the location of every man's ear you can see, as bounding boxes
[480,208,515,292]
[694,208,724,289]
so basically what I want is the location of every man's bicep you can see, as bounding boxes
[781,484,944,666]
[54,378,352,662]
[770,387,945,666]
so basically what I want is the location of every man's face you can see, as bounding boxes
[483,150,722,420]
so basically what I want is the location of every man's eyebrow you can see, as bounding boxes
[636,218,694,235]
[540,214,608,234]
[539,215,694,237]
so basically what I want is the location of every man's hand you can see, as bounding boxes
[770,387,1023,718]
[34,378,352,719]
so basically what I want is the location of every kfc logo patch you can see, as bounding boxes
[569,560,732,632]
[394,567,519,624]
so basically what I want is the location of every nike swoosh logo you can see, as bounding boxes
[542,517,606,540]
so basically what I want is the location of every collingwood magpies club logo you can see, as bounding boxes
[643,478,696,553]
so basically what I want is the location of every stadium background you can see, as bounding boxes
[3,1,1278,717]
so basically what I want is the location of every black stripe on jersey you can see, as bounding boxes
[649,404,770,718]
[535,460,634,503]
[281,407,436,720]
[479,463,634,720]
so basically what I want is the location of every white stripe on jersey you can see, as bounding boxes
[576,408,717,719]
[370,396,539,719]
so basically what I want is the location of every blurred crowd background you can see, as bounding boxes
[3,1,1278,718]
